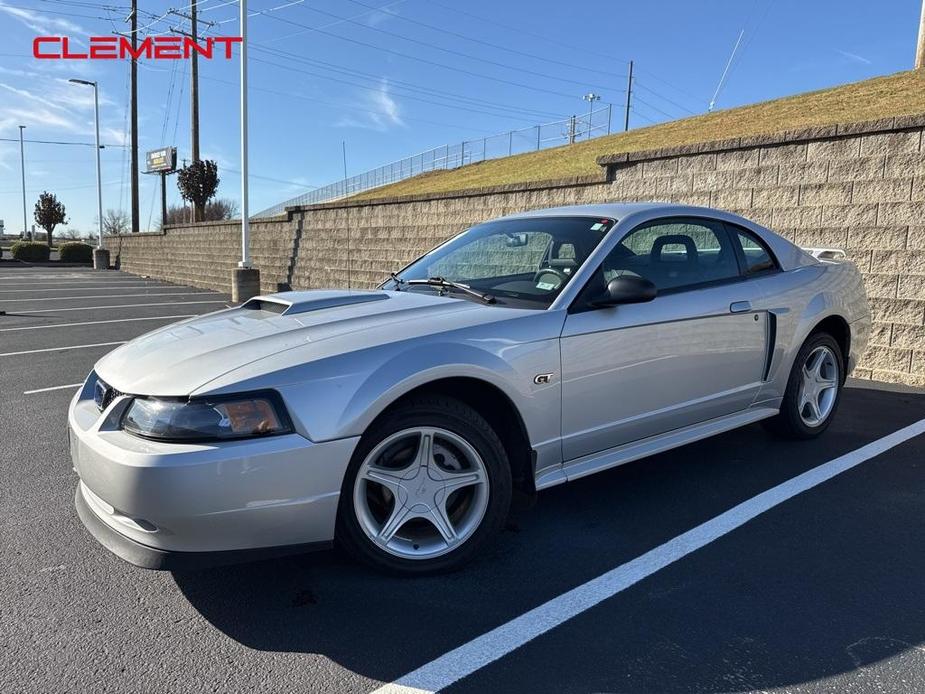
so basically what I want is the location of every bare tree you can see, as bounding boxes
[102,209,130,237]
[160,198,238,228]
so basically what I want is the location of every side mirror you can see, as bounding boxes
[592,275,657,307]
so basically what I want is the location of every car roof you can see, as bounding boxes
[492,202,817,272]
[496,202,665,221]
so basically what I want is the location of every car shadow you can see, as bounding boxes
[173,383,925,690]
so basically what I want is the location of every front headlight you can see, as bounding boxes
[121,391,292,442]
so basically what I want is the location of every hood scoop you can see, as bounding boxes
[240,290,389,316]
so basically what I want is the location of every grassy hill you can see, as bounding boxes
[352,70,925,201]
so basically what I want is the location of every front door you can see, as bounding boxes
[560,217,768,461]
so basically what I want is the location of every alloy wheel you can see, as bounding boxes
[353,427,490,560]
[798,345,839,427]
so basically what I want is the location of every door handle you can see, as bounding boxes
[730,301,751,313]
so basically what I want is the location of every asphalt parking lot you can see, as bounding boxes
[2,265,924,694]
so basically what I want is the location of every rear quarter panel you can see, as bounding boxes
[753,260,870,404]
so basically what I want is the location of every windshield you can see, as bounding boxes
[384,216,615,308]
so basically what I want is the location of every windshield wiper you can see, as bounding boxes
[388,272,405,290]
[406,277,496,304]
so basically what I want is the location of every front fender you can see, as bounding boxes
[339,338,560,450]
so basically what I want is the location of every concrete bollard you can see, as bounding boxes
[232,267,261,303]
[93,248,110,270]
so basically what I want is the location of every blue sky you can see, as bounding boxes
[0,0,920,234]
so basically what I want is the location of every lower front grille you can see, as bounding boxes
[94,377,123,411]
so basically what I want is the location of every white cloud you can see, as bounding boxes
[366,3,401,28]
[835,48,872,65]
[0,1,86,36]
[336,79,404,132]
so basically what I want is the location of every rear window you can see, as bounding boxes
[730,227,778,275]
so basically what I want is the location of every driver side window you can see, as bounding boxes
[600,218,740,293]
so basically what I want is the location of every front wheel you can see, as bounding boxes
[765,332,844,439]
[336,396,512,575]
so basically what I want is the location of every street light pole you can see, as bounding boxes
[583,92,601,140]
[239,0,251,269]
[18,125,27,240]
[231,0,259,302]
[70,78,107,268]
[69,79,104,250]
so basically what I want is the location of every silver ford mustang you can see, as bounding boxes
[69,203,870,574]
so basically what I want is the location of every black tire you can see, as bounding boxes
[764,332,844,440]
[336,395,512,575]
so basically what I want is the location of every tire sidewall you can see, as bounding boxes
[336,397,512,575]
[782,332,844,438]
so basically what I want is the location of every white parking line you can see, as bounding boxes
[17,300,228,313]
[0,285,168,293]
[23,383,83,395]
[0,291,216,303]
[373,418,925,694]
[0,341,126,357]
[0,315,194,332]
[0,279,162,285]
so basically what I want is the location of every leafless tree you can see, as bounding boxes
[102,209,130,237]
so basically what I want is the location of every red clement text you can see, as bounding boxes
[33,36,243,60]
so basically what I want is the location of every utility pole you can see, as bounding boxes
[624,60,633,132]
[18,125,27,240]
[916,0,925,68]
[567,115,577,144]
[130,1,139,232]
[170,9,214,222]
[190,3,200,163]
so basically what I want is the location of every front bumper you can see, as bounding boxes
[69,383,359,568]
[75,482,332,570]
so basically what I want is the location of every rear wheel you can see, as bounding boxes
[765,332,844,439]
[337,395,511,575]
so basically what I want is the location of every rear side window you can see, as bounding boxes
[729,225,778,276]
[599,218,741,293]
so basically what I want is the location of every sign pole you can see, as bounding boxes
[160,171,167,228]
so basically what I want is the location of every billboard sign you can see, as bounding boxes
[146,147,177,174]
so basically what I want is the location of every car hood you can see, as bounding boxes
[94,289,533,396]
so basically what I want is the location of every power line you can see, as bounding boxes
[197,72,501,133]
[633,81,697,116]
[0,137,126,147]
[249,53,554,125]
[338,0,628,82]
[631,93,679,121]
[217,5,589,102]
[252,44,570,122]
[253,0,407,44]
[278,1,621,94]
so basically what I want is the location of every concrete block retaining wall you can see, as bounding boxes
[113,115,925,386]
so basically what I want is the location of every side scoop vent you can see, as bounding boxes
[240,291,389,316]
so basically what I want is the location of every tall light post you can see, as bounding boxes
[69,78,107,268]
[232,0,260,302]
[583,92,601,140]
[18,125,27,240]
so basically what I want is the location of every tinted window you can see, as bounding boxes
[596,218,741,293]
[730,226,778,275]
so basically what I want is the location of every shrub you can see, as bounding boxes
[58,242,93,264]
[10,241,51,262]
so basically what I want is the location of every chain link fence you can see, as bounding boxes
[254,105,614,217]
